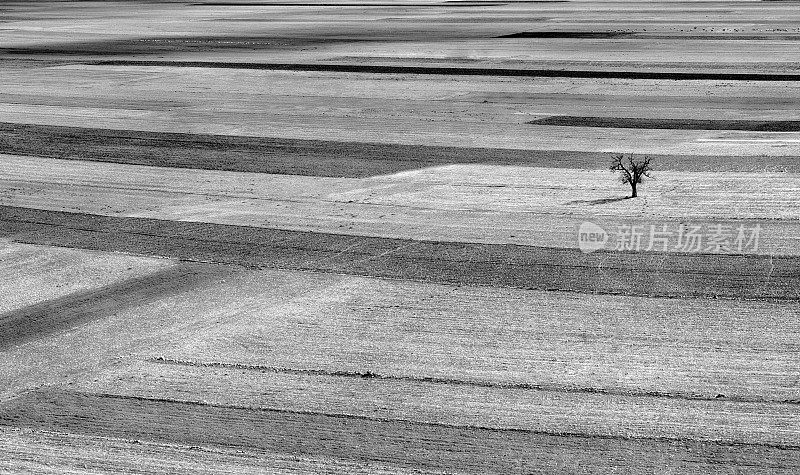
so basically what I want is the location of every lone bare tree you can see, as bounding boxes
[609,154,653,198]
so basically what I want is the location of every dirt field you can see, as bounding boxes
[85,60,800,81]
[2,390,798,475]
[2,155,800,255]
[1,262,798,471]
[2,64,800,157]
[8,122,800,176]
[2,0,800,473]
[0,241,173,314]
[4,205,800,299]
[530,116,800,131]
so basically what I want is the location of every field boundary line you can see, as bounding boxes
[88,61,800,82]
[144,357,800,406]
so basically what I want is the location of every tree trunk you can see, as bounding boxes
[631,182,637,198]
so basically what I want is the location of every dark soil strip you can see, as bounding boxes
[190,2,504,5]
[3,122,799,176]
[498,32,632,39]
[191,1,565,5]
[1,206,798,300]
[0,390,796,473]
[530,116,800,131]
[0,122,556,178]
[0,36,370,57]
[148,357,800,405]
[0,264,229,351]
[89,60,800,81]
[500,32,800,41]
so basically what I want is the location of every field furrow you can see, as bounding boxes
[2,206,798,299]
[3,0,800,472]
[2,390,799,474]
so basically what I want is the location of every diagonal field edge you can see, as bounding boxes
[1,206,797,300]
[0,121,595,178]
[0,264,231,351]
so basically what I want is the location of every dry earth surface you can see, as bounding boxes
[1,0,799,473]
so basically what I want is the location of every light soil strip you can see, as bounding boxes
[0,427,429,475]
[135,270,800,404]
[76,359,800,447]
[4,266,794,404]
[1,155,799,252]
[0,240,173,314]
[0,263,228,351]
[2,64,800,156]
[0,256,234,403]
[1,261,796,469]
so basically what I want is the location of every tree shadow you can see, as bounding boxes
[564,196,630,206]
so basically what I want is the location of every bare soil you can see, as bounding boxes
[0,263,227,351]
[89,60,800,81]
[5,123,800,176]
[3,1,800,472]
[1,390,797,475]
[2,206,799,300]
[530,116,800,131]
